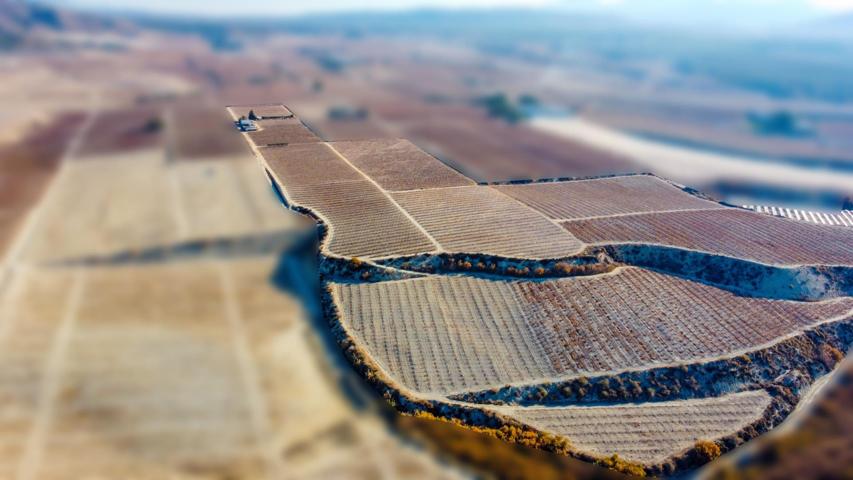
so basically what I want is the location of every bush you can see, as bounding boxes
[596,454,646,477]
[820,344,843,370]
[694,440,721,461]
[553,262,573,275]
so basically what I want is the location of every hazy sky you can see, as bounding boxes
[51,0,853,23]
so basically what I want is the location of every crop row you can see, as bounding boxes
[515,268,852,375]
[331,139,475,191]
[563,209,853,266]
[330,269,852,394]
[262,143,437,258]
[391,186,584,259]
[247,119,321,146]
[502,390,771,465]
[495,175,721,220]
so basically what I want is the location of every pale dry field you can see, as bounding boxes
[494,175,723,220]
[262,143,437,258]
[0,261,464,480]
[0,62,95,146]
[498,390,772,465]
[20,150,301,263]
[562,209,853,266]
[331,139,475,191]
[331,270,853,395]
[391,186,584,259]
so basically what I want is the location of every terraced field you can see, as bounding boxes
[261,142,364,187]
[289,181,438,258]
[391,186,584,259]
[331,139,475,191]
[563,209,853,266]
[262,143,437,258]
[500,391,771,464]
[331,270,853,394]
[234,104,853,475]
[494,175,723,220]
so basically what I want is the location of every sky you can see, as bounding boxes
[50,0,853,23]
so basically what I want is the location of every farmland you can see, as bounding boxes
[286,180,438,258]
[230,104,294,119]
[403,116,637,183]
[3,3,853,474]
[330,139,475,191]
[0,96,465,480]
[76,107,165,157]
[331,270,853,395]
[0,112,89,257]
[0,261,464,480]
[390,186,584,259]
[19,150,302,264]
[237,104,853,475]
[260,143,437,258]
[247,120,322,146]
[563,209,853,266]
[499,391,772,465]
[169,104,250,160]
[494,175,723,220]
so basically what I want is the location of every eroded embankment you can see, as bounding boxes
[265,158,852,476]
[318,278,833,477]
[450,320,852,406]
[606,244,853,301]
[267,158,850,301]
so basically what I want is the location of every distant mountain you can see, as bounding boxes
[0,0,133,49]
